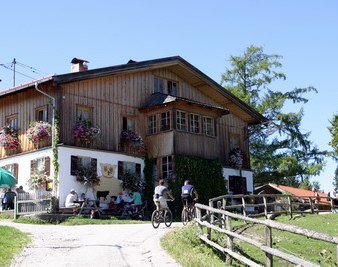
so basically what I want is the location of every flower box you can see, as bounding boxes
[73,120,100,147]
[26,121,52,148]
[0,126,20,151]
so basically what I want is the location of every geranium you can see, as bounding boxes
[229,147,245,169]
[0,125,20,150]
[75,165,100,186]
[73,120,100,145]
[28,169,48,190]
[26,121,51,144]
[120,130,144,147]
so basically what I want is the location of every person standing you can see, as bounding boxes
[2,188,17,210]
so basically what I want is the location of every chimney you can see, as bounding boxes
[71,58,89,72]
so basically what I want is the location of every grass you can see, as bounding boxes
[162,213,338,267]
[0,226,30,267]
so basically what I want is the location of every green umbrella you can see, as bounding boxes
[0,168,17,188]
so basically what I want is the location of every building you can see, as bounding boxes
[0,56,265,205]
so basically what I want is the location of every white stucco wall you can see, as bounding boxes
[58,146,144,206]
[223,167,254,194]
[0,148,53,191]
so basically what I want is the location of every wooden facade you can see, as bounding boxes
[0,57,265,178]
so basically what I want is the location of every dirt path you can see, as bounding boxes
[0,221,181,267]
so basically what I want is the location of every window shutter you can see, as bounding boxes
[91,158,97,174]
[13,163,19,178]
[30,160,37,175]
[214,119,217,137]
[118,161,124,180]
[44,157,51,176]
[135,163,141,177]
[122,117,127,131]
[70,156,79,175]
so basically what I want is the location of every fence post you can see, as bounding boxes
[241,196,247,217]
[287,195,293,219]
[263,196,268,219]
[265,225,273,267]
[14,196,18,220]
[225,215,233,265]
[207,200,213,239]
[196,206,203,235]
[217,201,222,228]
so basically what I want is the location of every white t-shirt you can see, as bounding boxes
[65,193,77,207]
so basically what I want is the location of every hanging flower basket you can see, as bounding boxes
[73,120,100,146]
[120,130,144,147]
[0,125,20,151]
[26,121,52,145]
[228,147,246,169]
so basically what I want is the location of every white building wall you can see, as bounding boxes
[223,167,254,194]
[0,148,53,191]
[58,146,144,206]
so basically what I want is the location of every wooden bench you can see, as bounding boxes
[59,207,76,214]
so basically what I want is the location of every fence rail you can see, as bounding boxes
[195,203,338,267]
[208,194,337,218]
[14,192,52,219]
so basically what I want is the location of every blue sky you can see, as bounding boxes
[1,1,337,192]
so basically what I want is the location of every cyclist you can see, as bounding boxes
[153,179,175,210]
[181,179,198,208]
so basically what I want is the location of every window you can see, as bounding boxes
[76,105,92,122]
[30,156,50,176]
[160,111,171,131]
[203,116,215,137]
[162,156,173,179]
[5,114,18,130]
[122,117,134,131]
[229,176,247,195]
[70,155,97,176]
[148,115,157,134]
[176,110,187,131]
[230,133,240,150]
[118,161,141,180]
[153,77,164,93]
[35,105,48,122]
[167,80,177,96]
[190,114,200,133]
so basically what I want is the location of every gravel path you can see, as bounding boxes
[0,221,181,267]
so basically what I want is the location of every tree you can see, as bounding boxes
[328,114,338,187]
[221,45,327,187]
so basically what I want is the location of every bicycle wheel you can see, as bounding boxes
[151,210,161,229]
[181,208,189,225]
[164,209,173,227]
[188,206,196,221]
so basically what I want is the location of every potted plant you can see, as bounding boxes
[73,120,100,146]
[28,169,49,190]
[75,165,100,187]
[0,125,20,152]
[120,130,145,153]
[228,147,245,169]
[26,121,52,147]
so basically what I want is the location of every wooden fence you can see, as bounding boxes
[195,203,338,267]
[14,191,53,219]
[208,194,337,219]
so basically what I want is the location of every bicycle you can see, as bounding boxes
[151,199,173,229]
[181,199,196,225]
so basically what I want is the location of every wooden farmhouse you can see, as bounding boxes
[0,56,265,206]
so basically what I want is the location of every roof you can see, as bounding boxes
[256,183,329,203]
[0,56,266,124]
[140,92,230,116]
[0,76,54,98]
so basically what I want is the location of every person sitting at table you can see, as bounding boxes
[131,190,142,212]
[65,189,79,211]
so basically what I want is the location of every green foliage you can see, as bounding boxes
[0,226,30,267]
[52,114,60,190]
[168,155,226,217]
[328,114,338,155]
[143,157,156,211]
[221,45,327,187]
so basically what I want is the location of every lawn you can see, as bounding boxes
[0,226,30,267]
[162,213,338,267]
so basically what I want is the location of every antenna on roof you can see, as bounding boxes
[12,58,16,86]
